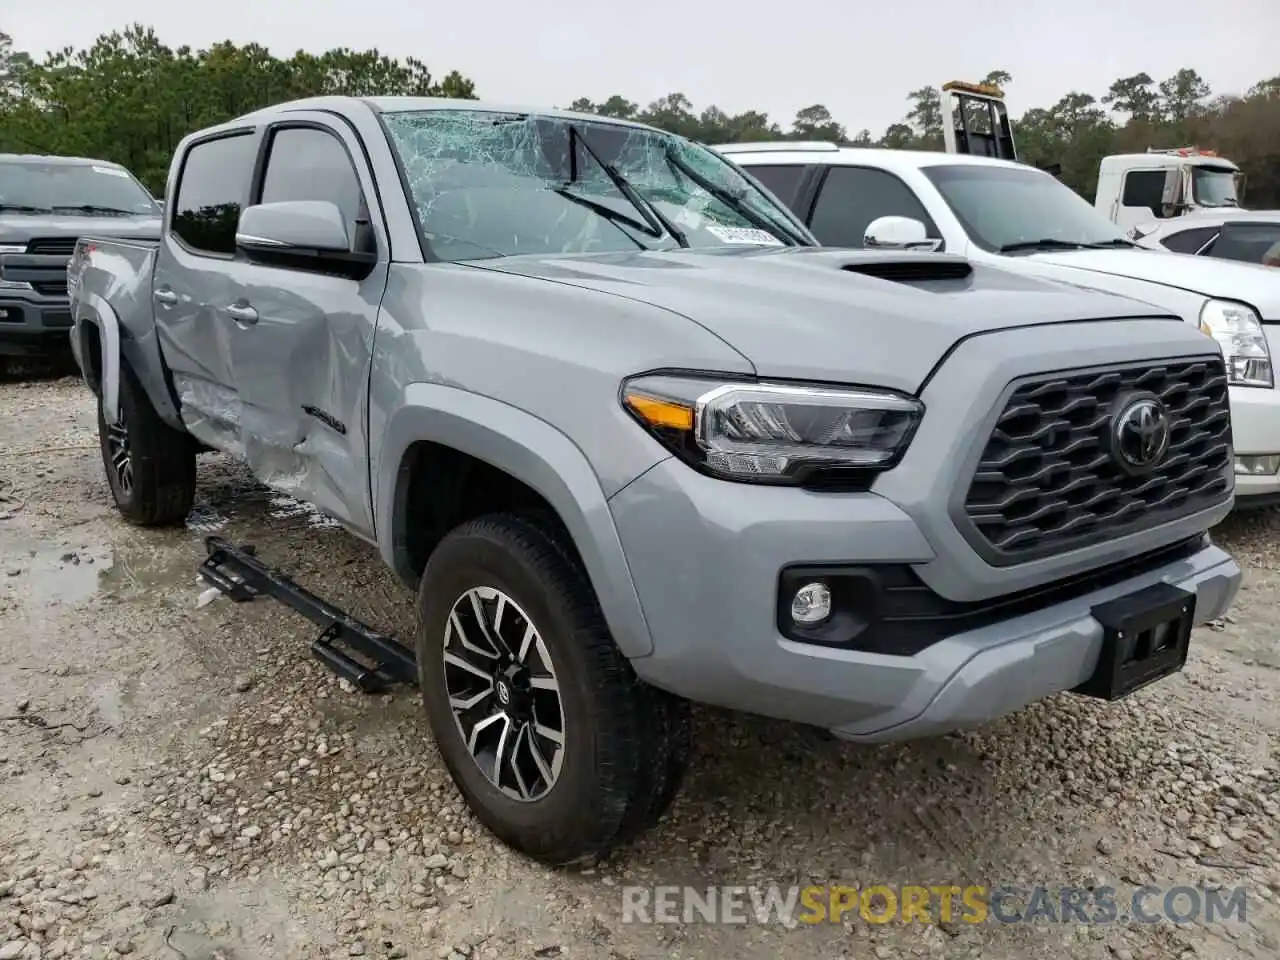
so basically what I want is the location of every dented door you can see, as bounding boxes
[155,128,262,444]
[221,117,388,537]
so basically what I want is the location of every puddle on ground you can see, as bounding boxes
[0,533,198,616]
[90,675,128,728]
[0,536,114,609]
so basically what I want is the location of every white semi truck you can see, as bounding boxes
[934,82,1248,233]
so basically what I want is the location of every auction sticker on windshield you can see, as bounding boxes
[92,166,131,177]
[705,225,784,246]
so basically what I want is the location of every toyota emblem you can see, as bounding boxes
[1111,394,1171,474]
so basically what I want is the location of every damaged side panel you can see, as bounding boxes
[156,239,385,538]
[69,238,184,430]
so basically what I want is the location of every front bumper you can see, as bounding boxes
[1227,384,1280,500]
[0,291,75,356]
[610,458,1241,740]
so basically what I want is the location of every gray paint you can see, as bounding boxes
[0,198,162,353]
[609,455,1239,734]
[68,95,1243,738]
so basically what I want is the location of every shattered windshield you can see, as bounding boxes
[380,108,813,261]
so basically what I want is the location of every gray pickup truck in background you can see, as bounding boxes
[67,95,1242,866]
[0,154,161,368]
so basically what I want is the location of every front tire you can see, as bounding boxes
[97,365,197,526]
[415,513,691,866]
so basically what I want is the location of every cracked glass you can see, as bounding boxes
[380,108,811,261]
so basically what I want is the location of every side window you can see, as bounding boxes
[171,134,257,256]
[1121,170,1168,218]
[1159,227,1219,255]
[743,164,807,210]
[257,126,365,243]
[808,166,939,248]
[1209,223,1280,267]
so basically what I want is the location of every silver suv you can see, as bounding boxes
[68,97,1241,865]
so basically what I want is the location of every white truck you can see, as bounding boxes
[715,85,1280,507]
[933,82,1249,235]
[1096,147,1246,234]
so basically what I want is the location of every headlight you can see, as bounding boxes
[1199,299,1273,388]
[0,244,26,254]
[621,374,923,485]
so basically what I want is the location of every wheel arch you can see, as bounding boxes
[377,383,655,659]
[73,293,186,430]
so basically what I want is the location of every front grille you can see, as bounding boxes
[26,237,78,256]
[32,281,68,296]
[962,357,1231,564]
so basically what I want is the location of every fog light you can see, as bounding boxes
[1235,454,1280,476]
[790,581,832,624]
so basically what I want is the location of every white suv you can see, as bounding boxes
[719,142,1280,508]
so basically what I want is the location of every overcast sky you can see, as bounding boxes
[7,1,1278,134]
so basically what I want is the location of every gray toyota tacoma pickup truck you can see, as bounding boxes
[0,153,161,367]
[67,95,1242,865]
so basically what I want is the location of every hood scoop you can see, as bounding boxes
[840,257,973,283]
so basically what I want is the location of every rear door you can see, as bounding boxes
[154,128,262,452]
[222,113,389,536]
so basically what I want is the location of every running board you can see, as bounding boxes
[198,536,417,693]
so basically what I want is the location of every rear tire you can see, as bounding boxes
[97,364,197,526]
[415,512,691,866]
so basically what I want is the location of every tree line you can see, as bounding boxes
[3,24,1278,207]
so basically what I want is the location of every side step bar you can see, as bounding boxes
[198,536,417,693]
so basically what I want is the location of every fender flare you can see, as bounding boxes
[75,290,122,425]
[376,382,655,659]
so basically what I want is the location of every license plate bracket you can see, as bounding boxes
[1075,582,1196,701]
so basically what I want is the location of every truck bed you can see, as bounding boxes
[68,236,185,431]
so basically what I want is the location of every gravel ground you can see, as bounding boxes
[2,370,1279,960]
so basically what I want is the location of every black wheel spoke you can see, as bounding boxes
[444,586,565,802]
[105,410,133,495]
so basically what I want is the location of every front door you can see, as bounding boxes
[221,115,388,537]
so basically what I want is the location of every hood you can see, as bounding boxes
[1023,247,1280,320]
[0,213,163,244]
[469,246,1178,393]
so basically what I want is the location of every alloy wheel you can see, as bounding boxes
[442,586,566,801]
[106,409,133,497]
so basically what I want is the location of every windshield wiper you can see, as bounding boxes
[53,204,137,216]
[998,238,1096,253]
[550,188,656,249]
[0,203,52,214]
[565,126,689,248]
[663,147,811,247]
[1081,238,1140,248]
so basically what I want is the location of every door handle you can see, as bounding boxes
[153,289,177,305]
[226,303,259,325]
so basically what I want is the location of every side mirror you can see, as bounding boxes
[863,216,942,251]
[236,200,375,279]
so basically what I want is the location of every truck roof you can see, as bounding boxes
[227,95,659,133]
[1098,152,1240,173]
[0,153,128,168]
[714,142,1028,175]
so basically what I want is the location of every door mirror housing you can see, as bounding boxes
[863,215,942,251]
[1160,168,1186,217]
[236,200,376,279]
